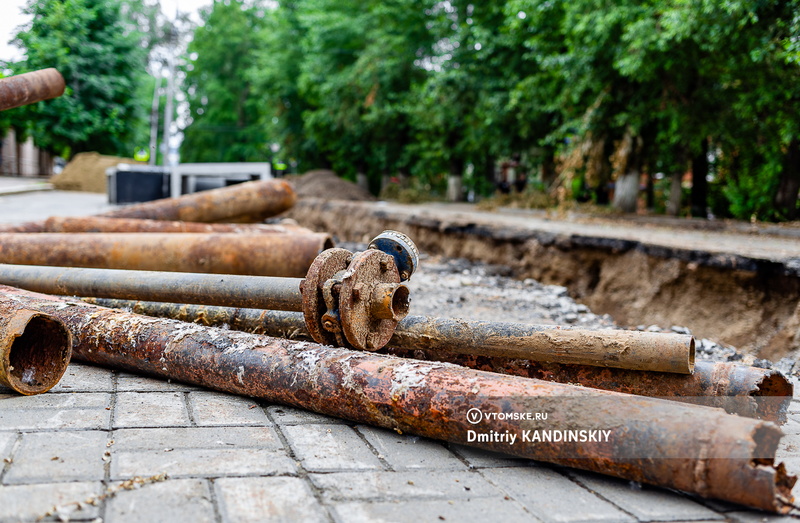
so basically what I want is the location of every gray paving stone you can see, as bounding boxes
[267,405,346,425]
[727,511,798,522]
[188,391,270,426]
[114,392,191,428]
[216,476,328,522]
[309,470,504,501]
[569,471,724,521]
[112,448,296,479]
[50,363,114,392]
[0,405,111,430]
[0,432,16,461]
[3,430,108,484]
[105,478,216,523]
[282,424,383,472]
[481,466,636,523]
[330,497,535,523]
[449,443,531,468]
[112,426,282,452]
[0,481,102,522]
[117,374,199,392]
[356,425,467,471]
[0,392,110,409]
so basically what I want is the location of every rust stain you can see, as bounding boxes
[0,304,71,395]
[100,179,296,223]
[0,68,65,112]
[0,233,324,277]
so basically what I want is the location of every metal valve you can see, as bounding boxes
[368,230,419,282]
[300,231,418,351]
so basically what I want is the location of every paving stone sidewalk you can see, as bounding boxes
[2,364,800,522]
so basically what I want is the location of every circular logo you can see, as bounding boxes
[466,408,483,424]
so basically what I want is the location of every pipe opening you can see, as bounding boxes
[322,236,335,250]
[6,314,71,395]
[391,284,410,319]
[688,337,695,373]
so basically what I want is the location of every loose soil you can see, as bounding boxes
[51,152,140,193]
[287,170,375,201]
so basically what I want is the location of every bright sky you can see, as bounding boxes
[0,0,212,63]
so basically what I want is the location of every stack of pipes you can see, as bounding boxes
[0,69,797,513]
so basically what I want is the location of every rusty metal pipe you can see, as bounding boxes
[100,179,296,223]
[38,216,320,235]
[0,233,328,277]
[0,222,47,233]
[0,303,71,395]
[391,315,694,373]
[80,300,790,420]
[0,68,65,111]
[82,300,694,373]
[3,285,794,513]
[388,350,795,423]
[0,266,303,311]
[0,217,319,235]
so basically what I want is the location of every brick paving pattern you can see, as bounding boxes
[2,363,799,522]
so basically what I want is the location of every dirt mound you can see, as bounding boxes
[51,152,141,193]
[289,170,375,201]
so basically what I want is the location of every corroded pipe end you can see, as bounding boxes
[0,68,66,112]
[370,283,411,321]
[0,310,72,395]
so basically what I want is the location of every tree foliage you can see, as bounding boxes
[181,0,267,162]
[10,0,151,158]
[177,0,800,220]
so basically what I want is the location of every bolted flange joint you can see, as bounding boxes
[300,231,417,351]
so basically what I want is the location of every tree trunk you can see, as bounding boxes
[773,139,800,220]
[541,145,557,187]
[613,171,639,213]
[356,172,369,193]
[691,139,709,218]
[447,156,465,202]
[667,171,683,216]
[645,172,655,210]
[15,130,22,177]
[612,132,642,213]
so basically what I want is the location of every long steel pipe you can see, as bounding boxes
[0,217,318,235]
[0,301,71,395]
[82,299,789,420]
[76,300,694,373]
[0,233,330,277]
[77,299,793,422]
[36,216,319,235]
[2,285,794,513]
[0,68,65,111]
[99,179,296,223]
[2,267,303,311]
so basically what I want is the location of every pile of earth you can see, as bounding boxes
[288,170,375,201]
[51,152,140,193]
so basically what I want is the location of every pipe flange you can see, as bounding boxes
[300,248,352,346]
[339,249,410,351]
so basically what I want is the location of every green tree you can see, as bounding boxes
[181,0,268,163]
[12,0,149,158]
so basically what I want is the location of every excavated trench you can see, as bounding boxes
[286,199,800,361]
